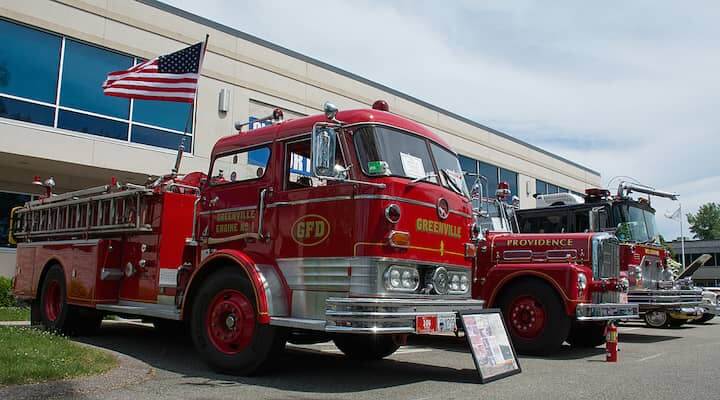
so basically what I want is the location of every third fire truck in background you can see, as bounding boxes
[516,182,703,328]
[468,182,637,354]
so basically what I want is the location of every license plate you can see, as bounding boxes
[416,315,456,334]
[620,293,628,304]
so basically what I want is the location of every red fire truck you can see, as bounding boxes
[468,185,638,354]
[9,101,485,375]
[515,182,703,328]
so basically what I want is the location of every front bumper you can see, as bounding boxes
[325,297,484,334]
[628,289,703,310]
[576,303,639,321]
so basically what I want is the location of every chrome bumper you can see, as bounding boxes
[576,303,639,321]
[668,307,703,320]
[628,289,703,310]
[325,297,484,334]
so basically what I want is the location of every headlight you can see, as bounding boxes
[384,266,419,292]
[432,267,450,294]
[577,272,588,291]
[443,269,470,295]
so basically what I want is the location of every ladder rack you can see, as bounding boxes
[11,184,155,241]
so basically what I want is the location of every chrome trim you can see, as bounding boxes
[269,317,327,330]
[325,297,484,334]
[355,194,472,218]
[629,288,703,309]
[258,188,269,239]
[96,301,180,320]
[256,264,289,316]
[16,239,102,247]
[100,268,123,281]
[266,196,353,208]
[575,303,639,321]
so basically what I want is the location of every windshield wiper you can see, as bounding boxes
[409,172,437,184]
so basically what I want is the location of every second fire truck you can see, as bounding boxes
[516,182,703,328]
[468,182,637,354]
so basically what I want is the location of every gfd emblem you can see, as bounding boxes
[291,214,331,246]
[437,198,449,220]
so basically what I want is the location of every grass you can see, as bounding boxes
[0,326,117,386]
[0,307,30,322]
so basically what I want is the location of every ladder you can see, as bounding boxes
[11,184,155,241]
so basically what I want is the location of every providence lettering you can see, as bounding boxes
[507,239,574,247]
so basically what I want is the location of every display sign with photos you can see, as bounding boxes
[460,309,521,383]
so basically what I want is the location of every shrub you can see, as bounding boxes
[0,276,15,307]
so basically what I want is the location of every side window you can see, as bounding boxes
[284,137,344,190]
[211,146,270,184]
[575,210,590,232]
[521,214,568,233]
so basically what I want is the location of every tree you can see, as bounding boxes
[687,202,720,240]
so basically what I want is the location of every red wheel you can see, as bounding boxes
[43,280,63,322]
[206,289,256,354]
[497,280,570,355]
[38,264,102,335]
[190,267,286,375]
[508,295,547,339]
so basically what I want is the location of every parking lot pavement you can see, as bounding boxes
[64,320,720,400]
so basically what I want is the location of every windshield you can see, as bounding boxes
[476,198,513,232]
[353,125,469,196]
[614,203,659,243]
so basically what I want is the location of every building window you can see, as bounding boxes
[0,19,194,153]
[0,191,32,248]
[0,19,61,103]
[60,40,132,119]
[458,155,518,203]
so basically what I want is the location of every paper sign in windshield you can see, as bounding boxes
[400,152,426,179]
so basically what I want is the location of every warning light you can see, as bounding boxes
[372,100,389,112]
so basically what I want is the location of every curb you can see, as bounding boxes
[0,336,155,400]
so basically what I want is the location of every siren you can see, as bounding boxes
[585,188,610,199]
[372,100,389,112]
[496,181,511,200]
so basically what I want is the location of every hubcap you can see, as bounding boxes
[44,280,62,322]
[646,311,667,327]
[508,296,546,339]
[206,289,255,355]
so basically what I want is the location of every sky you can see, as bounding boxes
[166,0,720,240]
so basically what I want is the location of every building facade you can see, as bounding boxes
[0,0,601,277]
[669,239,720,287]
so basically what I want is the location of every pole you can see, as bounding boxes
[680,202,686,271]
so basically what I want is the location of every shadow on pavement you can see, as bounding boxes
[408,334,606,361]
[76,322,480,394]
[617,332,682,344]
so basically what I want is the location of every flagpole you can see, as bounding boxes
[181,34,210,159]
[680,201,686,271]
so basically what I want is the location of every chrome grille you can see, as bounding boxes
[640,256,663,290]
[592,233,620,279]
[593,290,621,304]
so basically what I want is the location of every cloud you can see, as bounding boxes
[165,0,719,238]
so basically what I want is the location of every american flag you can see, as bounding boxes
[103,41,205,103]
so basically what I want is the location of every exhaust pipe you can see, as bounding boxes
[617,181,678,200]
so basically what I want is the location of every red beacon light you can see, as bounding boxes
[372,100,389,112]
[496,181,511,200]
[32,175,43,185]
[585,188,610,199]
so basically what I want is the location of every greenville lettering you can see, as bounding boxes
[216,210,256,223]
[415,218,462,239]
[507,239,574,247]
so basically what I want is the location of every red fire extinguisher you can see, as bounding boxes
[605,321,618,362]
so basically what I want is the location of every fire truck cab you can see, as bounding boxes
[10,101,483,374]
[469,184,638,354]
[515,182,703,328]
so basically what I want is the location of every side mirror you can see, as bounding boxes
[589,206,605,232]
[311,123,339,178]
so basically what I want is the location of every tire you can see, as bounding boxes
[691,313,715,324]
[566,322,606,348]
[38,264,102,335]
[496,280,571,355]
[333,335,402,360]
[644,311,669,328]
[190,268,286,375]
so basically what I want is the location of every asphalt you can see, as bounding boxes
[6,320,720,400]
